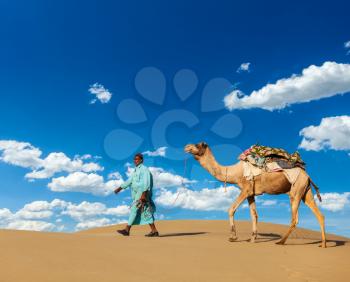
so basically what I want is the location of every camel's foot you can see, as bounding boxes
[249,237,256,243]
[319,241,327,248]
[228,236,238,242]
[275,240,286,245]
[249,232,257,243]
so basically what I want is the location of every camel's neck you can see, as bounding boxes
[198,149,242,184]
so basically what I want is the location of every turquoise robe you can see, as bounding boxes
[120,163,155,225]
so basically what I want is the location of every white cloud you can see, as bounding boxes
[345,41,350,55]
[62,201,129,221]
[155,186,240,211]
[316,192,350,212]
[105,205,130,217]
[78,154,92,160]
[13,199,68,220]
[0,140,42,169]
[237,62,251,73]
[15,209,53,220]
[63,201,129,231]
[299,116,350,152]
[0,205,57,231]
[0,208,12,221]
[88,83,112,104]
[149,167,195,189]
[260,200,277,206]
[0,140,103,180]
[75,218,112,230]
[0,199,129,232]
[124,164,194,189]
[155,186,279,211]
[6,220,56,232]
[224,61,350,111]
[48,172,123,196]
[108,171,123,180]
[22,199,68,211]
[25,152,103,179]
[75,218,127,230]
[143,147,167,157]
[0,200,69,226]
[0,140,193,196]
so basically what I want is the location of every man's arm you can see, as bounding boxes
[114,175,132,194]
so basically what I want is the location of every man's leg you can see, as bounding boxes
[149,223,157,232]
[117,225,131,236]
[117,205,138,236]
[145,223,159,237]
[145,207,158,236]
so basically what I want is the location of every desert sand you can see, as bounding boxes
[0,220,349,282]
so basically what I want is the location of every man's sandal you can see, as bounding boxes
[117,229,130,236]
[145,231,159,237]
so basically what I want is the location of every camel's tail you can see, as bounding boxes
[309,178,322,202]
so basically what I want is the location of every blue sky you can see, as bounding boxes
[0,0,350,235]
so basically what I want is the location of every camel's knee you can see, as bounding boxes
[291,218,298,228]
[228,208,234,217]
[320,213,325,222]
[251,210,258,220]
[319,214,326,230]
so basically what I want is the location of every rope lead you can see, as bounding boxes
[224,167,227,193]
[172,157,187,205]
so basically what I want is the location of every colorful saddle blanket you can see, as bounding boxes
[239,144,305,169]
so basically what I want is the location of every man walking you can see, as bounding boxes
[114,153,159,237]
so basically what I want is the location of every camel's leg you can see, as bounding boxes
[289,194,299,229]
[276,195,301,245]
[303,188,327,248]
[247,196,258,243]
[228,192,248,242]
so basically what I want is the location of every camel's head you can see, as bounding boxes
[184,142,209,159]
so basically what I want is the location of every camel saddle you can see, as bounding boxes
[239,144,305,169]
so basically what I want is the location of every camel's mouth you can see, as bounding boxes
[184,144,194,153]
[184,143,207,157]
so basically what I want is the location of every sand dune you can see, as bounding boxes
[0,220,349,282]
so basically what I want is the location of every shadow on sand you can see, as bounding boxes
[158,231,348,247]
[159,232,208,237]
[286,239,348,248]
[253,232,282,243]
[255,233,348,247]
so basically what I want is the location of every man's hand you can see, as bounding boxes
[138,193,146,212]
[114,187,123,194]
[139,191,147,203]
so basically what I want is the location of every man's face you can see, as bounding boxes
[133,156,142,166]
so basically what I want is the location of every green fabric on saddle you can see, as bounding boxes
[239,144,305,168]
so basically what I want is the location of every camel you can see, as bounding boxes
[184,142,327,248]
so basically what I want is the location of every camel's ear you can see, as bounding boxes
[201,142,208,148]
